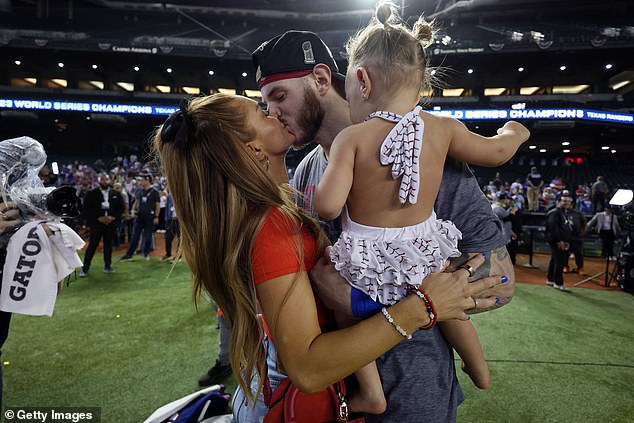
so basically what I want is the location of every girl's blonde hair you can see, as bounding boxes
[346,0,436,93]
[152,93,328,403]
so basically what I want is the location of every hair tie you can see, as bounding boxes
[161,98,193,148]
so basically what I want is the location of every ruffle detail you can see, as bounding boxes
[330,214,462,305]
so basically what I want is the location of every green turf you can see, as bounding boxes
[3,256,634,422]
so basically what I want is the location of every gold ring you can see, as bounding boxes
[473,298,478,309]
[458,263,475,277]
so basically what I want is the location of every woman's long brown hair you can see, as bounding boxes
[152,94,328,403]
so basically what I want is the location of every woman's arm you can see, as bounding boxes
[257,254,500,393]
[313,130,356,221]
[445,118,530,167]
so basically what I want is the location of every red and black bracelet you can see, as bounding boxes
[408,286,438,330]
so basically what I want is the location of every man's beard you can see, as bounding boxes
[292,86,325,150]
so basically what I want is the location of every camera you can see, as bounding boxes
[0,136,81,219]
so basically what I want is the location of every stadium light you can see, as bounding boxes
[559,65,566,71]
[517,67,524,72]
[166,68,172,73]
[529,145,537,149]
[14,60,21,66]
[208,70,215,76]
[605,63,613,70]
[609,189,633,206]
[611,149,616,153]
[58,62,64,68]
[562,141,570,146]
[601,146,610,150]
[539,148,547,153]
[134,66,140,72]
[92,64,98,70]
[467,68,474,74]
[242,72,248,77]
[563,149,570,153]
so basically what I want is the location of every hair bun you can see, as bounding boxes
[414,18,435,48]
[375,1,394,26]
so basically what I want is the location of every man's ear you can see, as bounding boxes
[356,66,372,100]
[246,141,268,163]
[312,64,334,96]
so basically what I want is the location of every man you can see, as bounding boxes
[545,197,573,291]
[591,176,610,214]
[526,166,543,211]
[587,205,621,260]
[120,174,160,261]
[562,195,587,275]
[250,30,515,422]
[112,182,127,247]
[491,193,520,265]
[161,187,180,262]
[80,174,124,276]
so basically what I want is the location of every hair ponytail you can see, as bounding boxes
[375,1,396,27]
[413,17,435,48]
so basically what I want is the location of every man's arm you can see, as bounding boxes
[445,246,515,313]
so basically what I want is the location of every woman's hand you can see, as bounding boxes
[420,254,503,321]
[0,202,22,234]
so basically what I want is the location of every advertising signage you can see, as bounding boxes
[1,98,632,125]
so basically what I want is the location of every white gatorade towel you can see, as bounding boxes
[0,221,84,316]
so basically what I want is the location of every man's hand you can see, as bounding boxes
[309,247,353,318]
[445,247,515,314]
[0,202,22,234]
[420,254,504,321]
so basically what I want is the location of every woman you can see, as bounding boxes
[153,94,501,420]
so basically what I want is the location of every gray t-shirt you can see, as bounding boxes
[292,146,505,422]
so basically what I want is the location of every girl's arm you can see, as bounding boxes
[445,118,530,167]
[255,255,501,394]
[313,130,356,220]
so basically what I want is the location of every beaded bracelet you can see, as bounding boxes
[381,307,412,340]
[409,287,438,330]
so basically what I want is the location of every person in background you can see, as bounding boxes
[587,205,621,261]
[526,166,543,211]
[112,182,127,248]
[491,193,520,265]
[510,178,523,194]
[591,176,610,214]
[197,309,232,387]
[545,197,572,291]
[157,188,167,233]
[80,174,124,276]
[562,196,587,275]
[120,174,160,261]
[161,186,180,262]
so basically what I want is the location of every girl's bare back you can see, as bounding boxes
[346,111,450,228]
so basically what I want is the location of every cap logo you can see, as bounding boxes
[256,66,262,82]
[302,41,315,64]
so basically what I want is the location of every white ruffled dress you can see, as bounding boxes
[329,106,462,305]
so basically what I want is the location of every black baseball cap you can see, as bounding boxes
[252,30,346,92]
